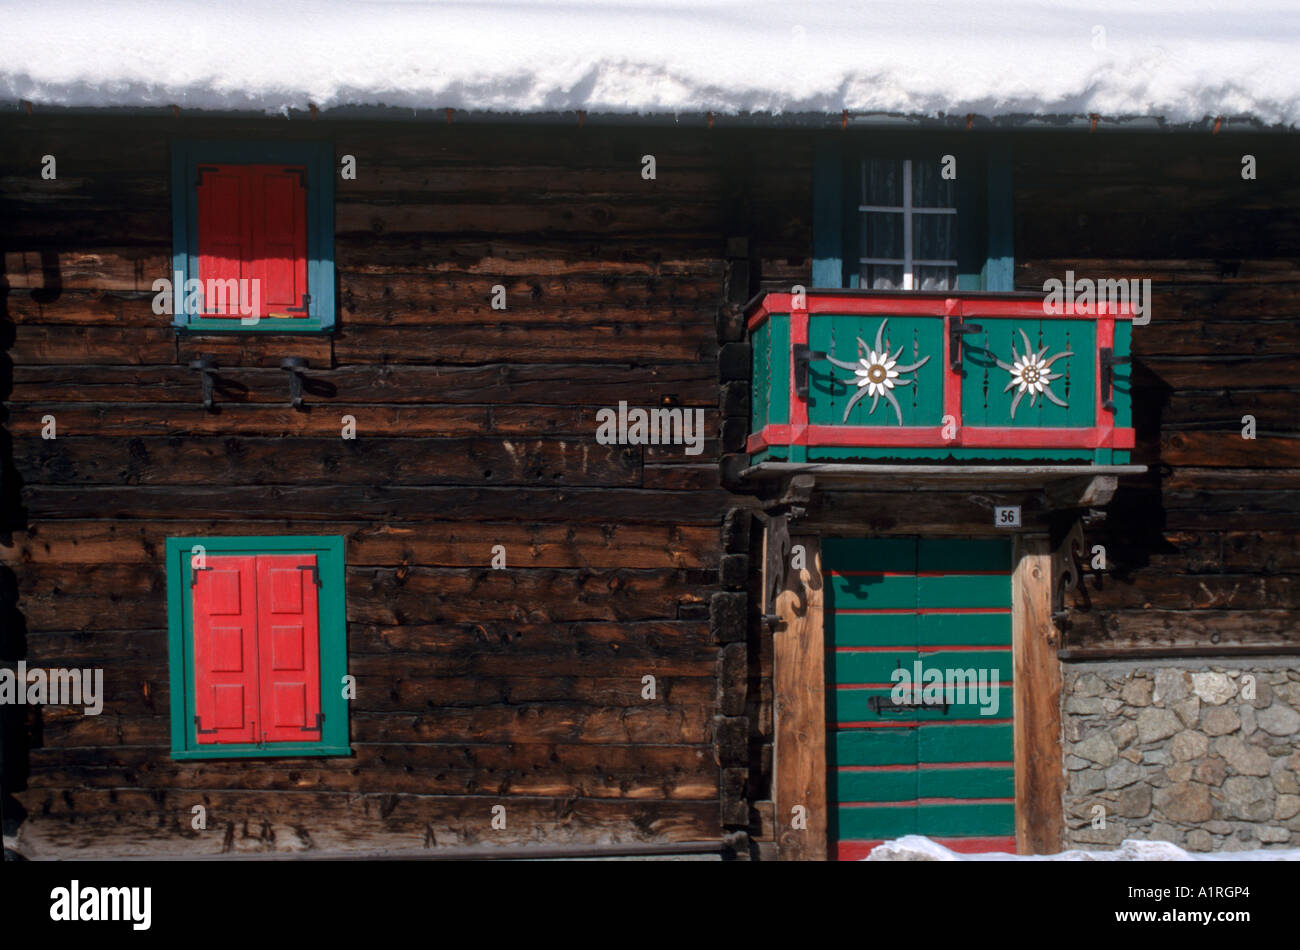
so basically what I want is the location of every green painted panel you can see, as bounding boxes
[918,538,1012,572]
[828,650,919,684]
[913,650,1013,682]
[769,315,790,425]
[807,314,945,427]
[836,804,916,839]
[833,727,916,767]
[916,612,1011,645]
[823,537,916,566]
[919,723,1014,762]
[962,318,1095,429]
[830,612,915,646]
[916,576,1011,608]
[919,767,1014,799]
[828,573,916,609]
[832,769,917,803]
[917,803,1015,836]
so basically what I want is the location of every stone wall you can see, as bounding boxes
[1061,660,1300,851]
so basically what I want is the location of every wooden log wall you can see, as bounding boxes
[1011,133,1300,657]
[0,116,807,857]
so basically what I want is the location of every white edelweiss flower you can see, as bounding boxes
[997,328,1073,419]
[854,350,900,397]
[1010,352,1049,394]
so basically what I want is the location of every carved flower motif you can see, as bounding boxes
[997,328,1072,418]
[854,349,900,397]
[826,319,930,425]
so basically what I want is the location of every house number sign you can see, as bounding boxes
[995,505,1022,528]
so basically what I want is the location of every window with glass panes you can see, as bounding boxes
[857,158,957,291]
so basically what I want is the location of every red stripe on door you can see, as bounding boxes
[836,837,1017,861]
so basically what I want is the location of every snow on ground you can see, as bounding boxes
[1,1,1297,124]
[865,835,1300,861]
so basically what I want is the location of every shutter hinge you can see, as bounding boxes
[298,564,322,587]
[195,165,220,187]
[194,715,218,735]
[286,293,311,315]
[300,712,324,734]
[190,565,212,587]
[284,167,308,189]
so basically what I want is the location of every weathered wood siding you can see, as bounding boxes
[0,117,802,856]
[1011,133,1300,656]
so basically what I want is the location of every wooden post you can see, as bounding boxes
[772,533,827,860]
[1011,534,1064,854]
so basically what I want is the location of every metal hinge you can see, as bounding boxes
[1099,346,1132,413]
[948,316,983,371]
[194,714,218,735]
[298,564,322,588]
[190,565,212,587]
[301,712,324,734]
[792,343,828,400]
[195,165,220,187]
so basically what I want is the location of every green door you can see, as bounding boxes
[825,538,1015,860]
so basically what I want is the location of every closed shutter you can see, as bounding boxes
[196,165,251,317]
[195,163,308,320]
[250,167,309,318]
[192,556,260,744]
[255,554,323,743]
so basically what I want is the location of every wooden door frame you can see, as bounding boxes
[768,527,1064,859]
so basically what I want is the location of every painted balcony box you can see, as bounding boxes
[747,290,1135,465]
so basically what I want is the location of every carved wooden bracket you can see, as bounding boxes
[1050,515,1096,630]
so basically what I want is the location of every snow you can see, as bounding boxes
[1,1,1297,124]
[865,835,1300,861]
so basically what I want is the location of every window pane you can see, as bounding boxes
[863,211,903,260]
[915,265,955,291]
[861,263,905,290]
[863,159,902,206]
[912,160,955,208]
[913,214,955,262]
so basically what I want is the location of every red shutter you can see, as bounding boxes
[255,554,323,743]
[250,166,309,318]
[192,556,260,744]
[196,163,308,320]
[196,165,252,316]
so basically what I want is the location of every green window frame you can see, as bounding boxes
[813,137,1013,292]
[165,535,350,759]
[169,139,336,332]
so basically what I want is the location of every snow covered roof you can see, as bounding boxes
[3,0,1298,128]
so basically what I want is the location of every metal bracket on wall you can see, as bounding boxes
[297,563,322,587]
[281,356,309,410]
[189,356,219,411]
